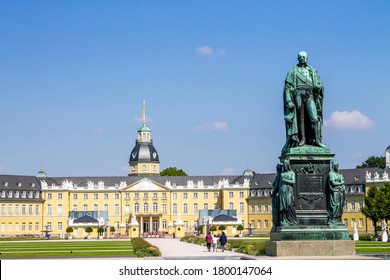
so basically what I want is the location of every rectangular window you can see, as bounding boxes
[214,193,218,198]
[162,220,167,230]
[351,200,355,211]
[214,203,218,210]
[358,200,363,211]
[264,220,269,228]
[28,222,32,231]
[229,202,234,210]
[239,191,244,198]
[204,193,208,199]
[73,194,78,200]
[8,222,12,232]
[265,203,269,213]
[83,194,88,200]
[183,204,188,214]
[1,222,5,232]
[115,193,120,200]
[58,222,63,231]
[29,205,33,215]
[153,193,158,199]
[239,202,244,213]
[125,192,130,199]
[134,193,139,199]
[162,204,167,214]
[184,221,188,229]
[35,222,39,231]
[359,218,364,228]
[172,204,177,214]
[47,222,52,230]
[172,193,177,199]
[344,218,348,227]
[58,193,63,200]
[104,193,109,200]
[257,203,262,213]
[229,192,234,198]
[193,193,198,199]
[183,193,188,199]
[47,193,52,200]
[8,204,13,215]
[1,204,5,215]
[143,193,148,199]
[35,205,40,215]
[15,204,20,215]
[162,192,167,199]
[15,222,19,232]
[257,220,262,228]
[21,222,26,232]
[94,194,99,200]
[251,203,255,213]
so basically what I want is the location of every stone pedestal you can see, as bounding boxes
[265,240,355,256]
[280,147,333,226]
[129,224,139,238]
[266,147,353,256]
[174,223,185,238]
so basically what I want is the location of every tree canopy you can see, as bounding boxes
[361,183,390,235]
[160,167,188,176]
[356,156,386,169]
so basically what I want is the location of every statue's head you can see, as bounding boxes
[297,51,308,65]
[331,160,339,171]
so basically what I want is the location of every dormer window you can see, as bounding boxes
[8,191,13,198]
[4,182,8,187]
[31,183,35,187]
[17,182,22,187]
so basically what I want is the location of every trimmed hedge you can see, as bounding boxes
[131,237,161,258]
[180,236,266,256]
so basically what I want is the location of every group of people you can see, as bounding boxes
[205,231,227,252]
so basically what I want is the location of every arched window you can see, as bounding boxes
[183,203,188,214]
[94,204,98,211]
[153,202,158,213]
[104,204,109,212]
[83,204,88,212]
[58,204,62,215]
[143,202,149,213]
[47,204,52,215]
[203,203,208,211]
[73,204,77,211]
[125,204,130,214]
[114,204,119,215]
[134,202,139,213]
[193,203,198,214]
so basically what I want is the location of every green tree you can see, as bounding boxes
[218,225,226,232]
[85,227,93,235]
[160,167,188,176]
[237,224,244,234]
[356,156,386,169]
[209,226,217,233]
[361,183,390,236]
[362,185,381,235]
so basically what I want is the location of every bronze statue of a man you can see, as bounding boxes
[282,51,325,154]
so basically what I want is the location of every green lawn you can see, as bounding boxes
[0,240,134,259]
[355,241,390,253]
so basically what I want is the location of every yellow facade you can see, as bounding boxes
[0,174,385,238]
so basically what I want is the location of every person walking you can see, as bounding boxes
[205,232,213,252]
[219,231,227,252]
[212,234,218,252]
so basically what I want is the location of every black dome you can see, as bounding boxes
[129,141,160,163]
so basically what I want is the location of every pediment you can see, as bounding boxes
[125,178,167,191]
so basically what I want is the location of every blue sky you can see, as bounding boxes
[1,0,389,177]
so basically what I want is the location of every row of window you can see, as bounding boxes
[1,222,41,232]
[45,191,241,200]
[249,203,270,213]
[1,204,40,216]
[1,190,40,199]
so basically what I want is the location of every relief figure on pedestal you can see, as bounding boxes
[282,51,326,154]
[271,163,282,227]
[326,160,345,224]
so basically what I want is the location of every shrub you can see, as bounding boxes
[66,227,73,233]
[85,227,93,234]
[131,238,161,258]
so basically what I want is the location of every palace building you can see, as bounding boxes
[0,104,389,238]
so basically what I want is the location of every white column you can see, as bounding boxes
[140,216,143,233]
[150,216,152,232]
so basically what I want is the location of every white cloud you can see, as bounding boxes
[324,110,374,130]
[196,46,226,56]
[220,168,235,176]
[197,45,214,55]
[193,121,228,132]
